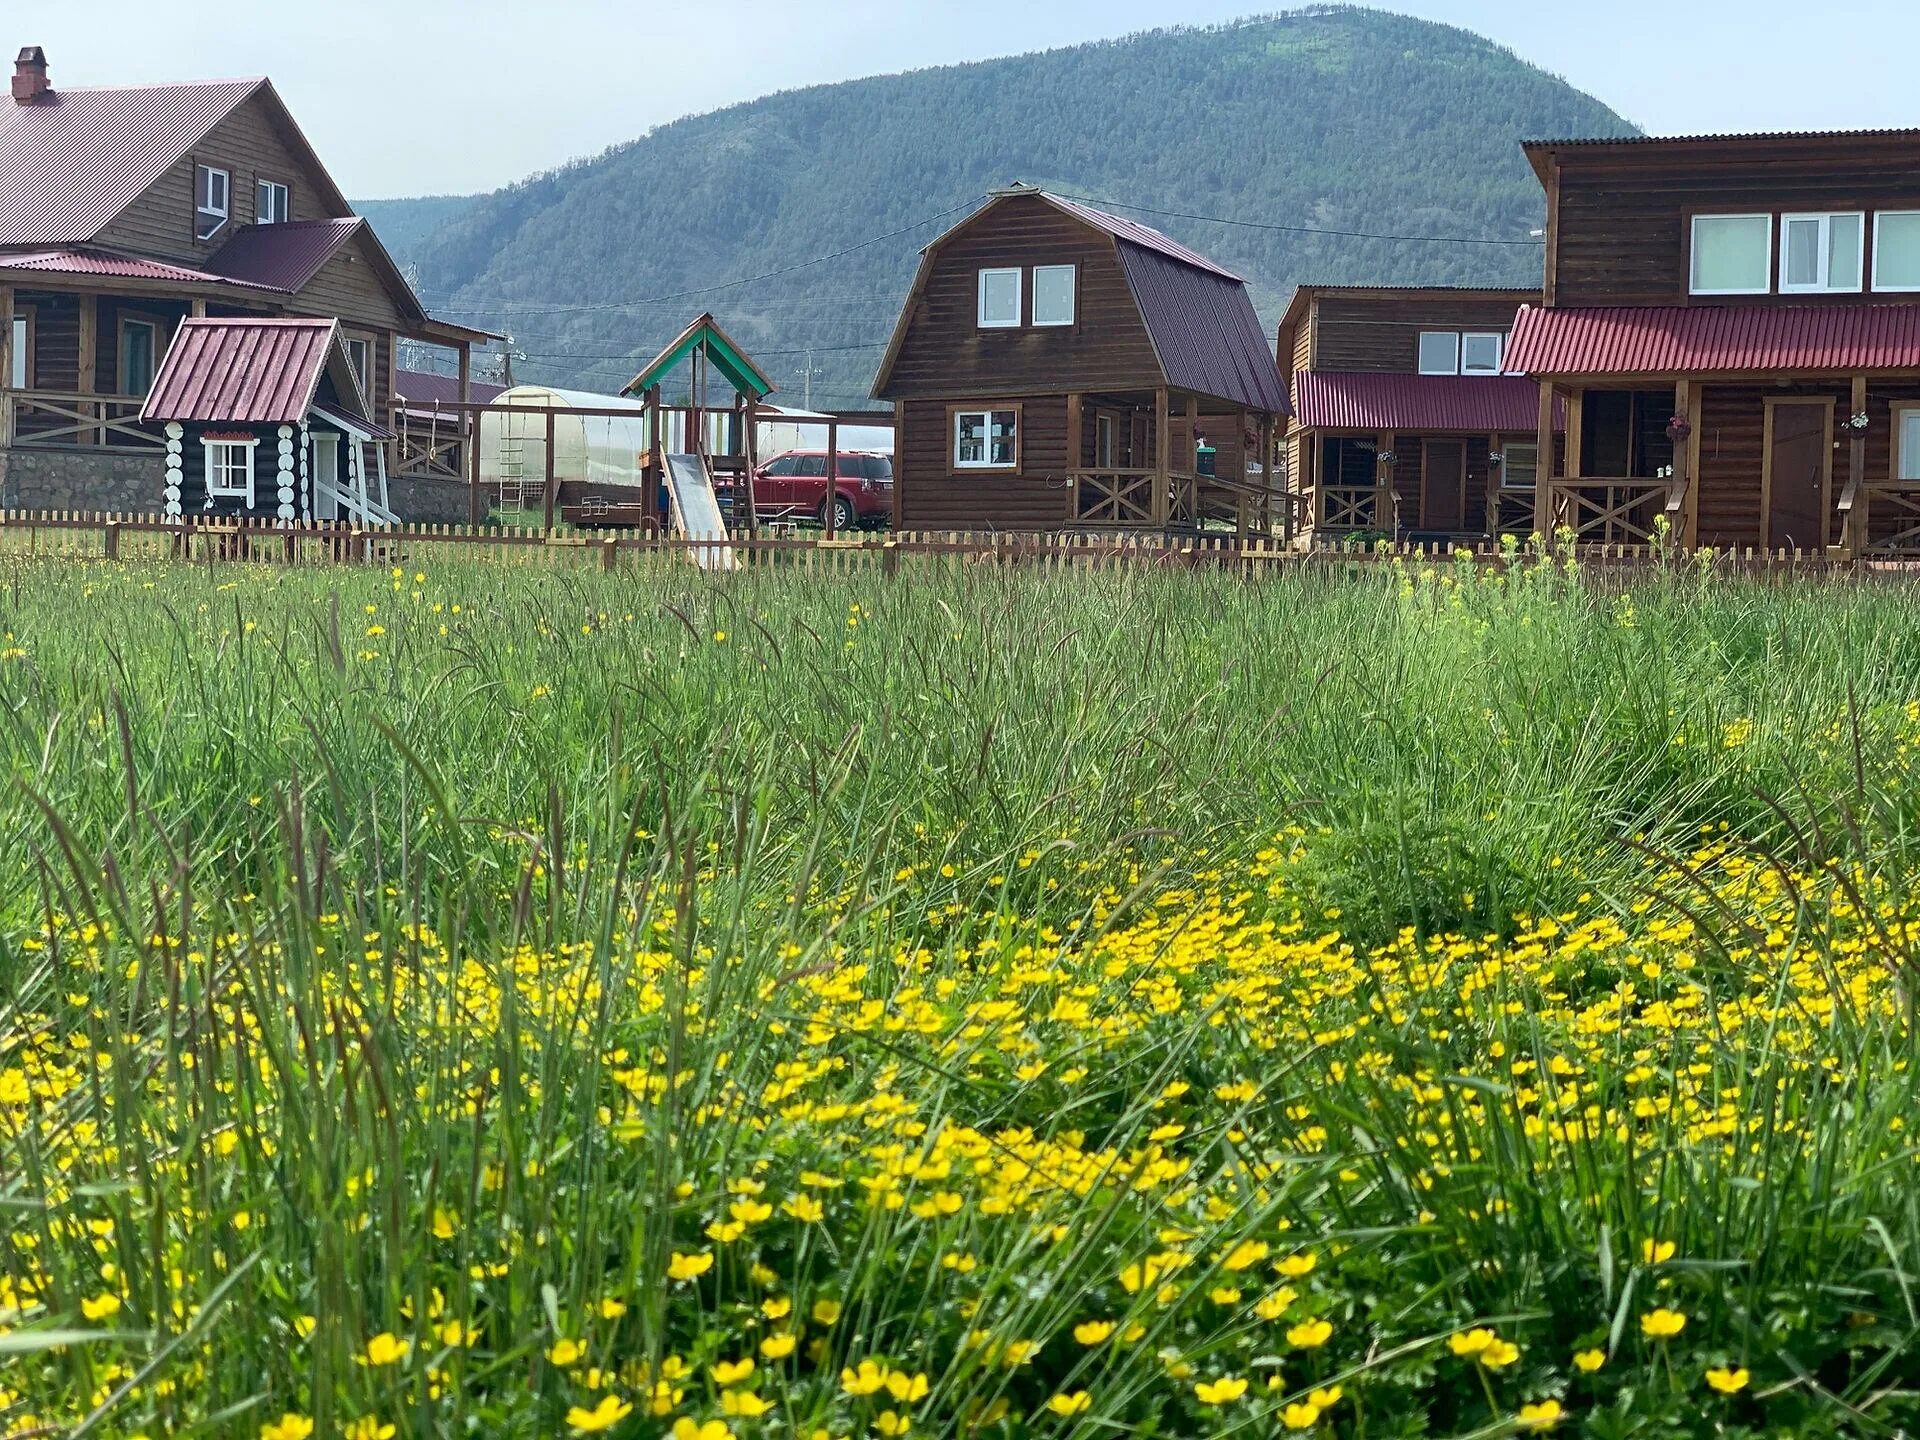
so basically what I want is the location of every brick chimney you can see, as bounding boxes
[12,46,50,105]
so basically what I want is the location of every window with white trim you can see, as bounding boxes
[977,268,1021,328]
[1873,212,1920,292]
[9,314,26,388]
[1690,214,1772,295]
[1499,441,1538,491]
[1780,212,1863,293]
[1897,406,1920,480]
[1462,333,1503,375]
[256,178,290,225]
[954,409,1018,469]
[343,336,373,394]
[1417,331,1461,375]
[1032,264,1076,326]
[195,164,230,241]
[203,438,257,505]
[119,319,158,397]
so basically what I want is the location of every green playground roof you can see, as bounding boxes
[622,313,776,399]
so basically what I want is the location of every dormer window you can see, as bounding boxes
[1032,264,1076,326]
[194,164,230,241]
[1780,212,1863,293]
[1689,214,1772,295]
[256,178,290,225]
[978,268,1021,329]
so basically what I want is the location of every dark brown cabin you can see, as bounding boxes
[871,187,1290,533]
[1509,130,1920,554]
[0,45,492,521]
[1279,285,1556,542]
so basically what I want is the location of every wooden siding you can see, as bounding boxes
[894,396,1072,528]
[879,194,1163,400]
[1309,294,1531,372]
[95,93,340,264]
[1550,147,1920,307]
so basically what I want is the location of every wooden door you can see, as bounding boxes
[1764,400,1831,551]
[1422,438,1467,531]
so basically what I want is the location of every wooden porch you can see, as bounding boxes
[1298,427,1539,543]
[1063,387,1286,537]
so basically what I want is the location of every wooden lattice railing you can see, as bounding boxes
[1318,484,1386,531]
[1546,477,1669,545]
[8,390,163,451]
[1072,468,1157,525]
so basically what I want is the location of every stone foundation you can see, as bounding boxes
[0,446,164,514]
[386,470,477,525]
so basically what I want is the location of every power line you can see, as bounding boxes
[421,196,981,317]
[1048,190,1545,248]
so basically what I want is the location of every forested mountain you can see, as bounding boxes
[363,6,1636,407]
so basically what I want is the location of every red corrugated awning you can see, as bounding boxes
[1507,303,1920,378]
[1292,371,1557,432]
[142,317,353,425]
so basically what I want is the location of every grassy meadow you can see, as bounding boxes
[1,544,1919,1438]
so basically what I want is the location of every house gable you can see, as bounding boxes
[874,192,1164,401]
[93,84,350,263]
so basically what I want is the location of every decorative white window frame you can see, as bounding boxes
[1417,331,1462,376]
[1779,211,1864,294]
[195,164,231,241]
[1689,213,1774,296]
[1872,211,1920,293]
[1895,403,1920,480]
[977,268,1022,329]
[953,408,1019,470]
[256,177,291,225]
[1461,332,1504,375]
[1032,264,1077,326]
[202,437,258,506]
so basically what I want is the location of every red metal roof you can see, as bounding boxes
[1118,244,1290,414]
[1507,304,1920,378]
[1292,370,1556,432]
[142,317,343,425]
[0,80,261,247]
[203,217,364,292]
[0,246,253,285]
[1042,193,1244,282]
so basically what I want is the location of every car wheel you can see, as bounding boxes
[821,496,856,531]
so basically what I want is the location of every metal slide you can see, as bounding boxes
[662,452,737,570]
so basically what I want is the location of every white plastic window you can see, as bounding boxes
[1032,265,1076,326]
[1690,214,1772,295]
[954,409,1017,469]
[1462,333,1503,375]
[1780,213,1863,293]
[203,439,257,504]
[1417,331,1461,375]
[195,165,230,241]
[977,269,1021,328]
[1873,212,1920,292]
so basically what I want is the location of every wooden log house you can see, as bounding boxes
[871,186,1290,533]
[1278,285,1562,542]
[0,45,493,520]
[1508,131,1920,555]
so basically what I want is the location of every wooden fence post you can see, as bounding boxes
[103,520,119,560]
[601,536,618,571]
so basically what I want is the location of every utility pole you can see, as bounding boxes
[796,349,825,410]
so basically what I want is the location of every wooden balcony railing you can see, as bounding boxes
[1318,483,1390,532]
[7,390,163,451]
[1853,479,1920,556]
[1545,477,1669,545]
[1071,468,1158,525]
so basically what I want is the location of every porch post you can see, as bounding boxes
[1533,382,1556,539]
[740,394,759,534]
[1486,431,1500,540]
[1377,431,1395,537]
[0,283,13,450]
[1260,413,1276,538]
[1066,392,1083,521]
[1850,374,1868,557]
[1153,387,1170,526]
[824,415,839,538]
[76,295,97,445]
[542,406,557,535]
[1673,379,1698,548]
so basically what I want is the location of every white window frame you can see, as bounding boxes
[343,335,373,395]
[202,437,258,505]
[953,408,1018,470]
[1032,264,1077,327]
[1689,213,1774,297]
[1461,332,1504,375]
[9,312,29,388]
[1896,404,1920,480]
[256,178,290,225]
[1779,211,1864,294]
[977,268,1022,329]
[195,164,231,241]
[1417,331,1462,376]
[118,317,160,397]
[1872,211,1920,294]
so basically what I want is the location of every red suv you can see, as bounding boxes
[749,450,893,529]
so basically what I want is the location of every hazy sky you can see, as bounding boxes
[21,1,1920,196]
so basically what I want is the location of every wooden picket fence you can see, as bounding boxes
[0,509,1886,579]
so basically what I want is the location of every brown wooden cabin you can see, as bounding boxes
[0,45,492,521]
[1279,285,1560,543]
[871,186,1290,533]
[1510,130,1920,555]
